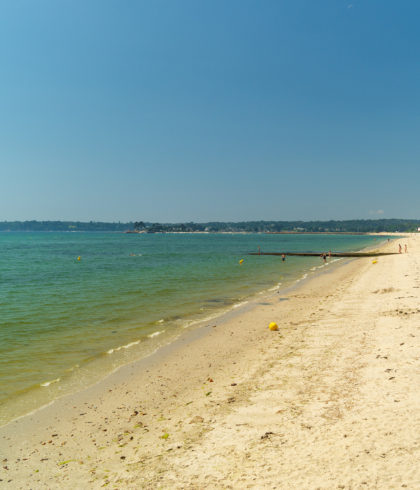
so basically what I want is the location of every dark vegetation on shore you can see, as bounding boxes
[1,219,419,233]
[0,221,132,232]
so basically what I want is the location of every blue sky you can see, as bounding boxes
[1,0,420,222]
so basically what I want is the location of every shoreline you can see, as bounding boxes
[0,235,380,428]
[0,235,381,429]
[0,256,333,429]
[3,235,418,488]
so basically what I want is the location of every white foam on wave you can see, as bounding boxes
[148,330,164,338]
[157,319,165,324]
[107,339,141,355]
[295,273,308,283]
[65,364,79,373]
[233,301,248,308]
[40,378,60,387]
[123,340,140,349]
[182,320,196,329]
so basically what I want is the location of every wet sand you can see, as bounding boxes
[1,234,420,489]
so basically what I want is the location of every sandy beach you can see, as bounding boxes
[1,234,420,489]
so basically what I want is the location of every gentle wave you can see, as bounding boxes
[295,272,308,283]
[233,301,249,308]
[40,378,60,387]
[65,364,79,372]
[107,340,141,355]
[0,231,384,425]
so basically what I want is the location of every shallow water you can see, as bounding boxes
[0,232,385,424]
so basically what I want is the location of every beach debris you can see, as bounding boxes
[77,256,81,261]
[205,391,212,396]
[208,377,214,383]
[239,259,244,265]
[373,287,395,294]
[189,416,204,424]
[160,433,169,440]
[268,322,279,331]
[261,431,274,440]
[58,460,77,466]
[372,260,378,264]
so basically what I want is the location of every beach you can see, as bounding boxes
[2,234,420,488]
[0,232,379,425]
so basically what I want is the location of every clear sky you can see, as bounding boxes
[1,0,420,222]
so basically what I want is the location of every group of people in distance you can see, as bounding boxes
[399,244,408,253]
[280,243,408,264]
[281,251,332,263]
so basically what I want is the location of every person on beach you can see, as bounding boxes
[328,250,331,258]
[399,244,402,253]
[321,252,327,263]
[282,254,286,262]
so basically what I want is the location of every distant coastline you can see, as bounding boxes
[1,219,420,233]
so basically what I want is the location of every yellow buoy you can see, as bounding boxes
[77,256,81,261]
[268,322,279,331]
[239,259,244,265]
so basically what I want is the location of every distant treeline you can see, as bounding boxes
[134,219,419,233]
[0,221,132,232]
[1,219,419,233]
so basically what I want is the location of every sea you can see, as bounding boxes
[0,232,387,425]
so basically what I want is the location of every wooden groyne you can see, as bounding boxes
[249,251,398,258]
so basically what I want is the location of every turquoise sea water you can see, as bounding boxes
[0,232,385,425]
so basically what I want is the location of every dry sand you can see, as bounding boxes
[1,234,420,489]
